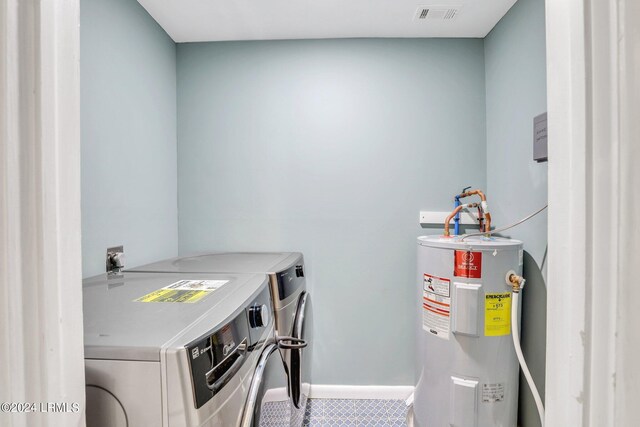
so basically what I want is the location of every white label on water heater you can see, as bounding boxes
[422,273,451,340]
[482,383,505,403]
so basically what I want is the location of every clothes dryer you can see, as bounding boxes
[128,252,311,423]
[83,272,273,427]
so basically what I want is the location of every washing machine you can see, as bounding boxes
[127,252,310,424]
[83,271,274,427]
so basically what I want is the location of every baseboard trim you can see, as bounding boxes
[262,385,415,403]
[310,385,414,400]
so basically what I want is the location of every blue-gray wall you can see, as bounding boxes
[81,0,178,277]
[485,0,547,425]
[80,0,548,398]
[176,39,487,385]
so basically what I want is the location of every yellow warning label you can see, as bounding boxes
[484,292,511,336]
[135,289,211,303]
[134,279,228,303]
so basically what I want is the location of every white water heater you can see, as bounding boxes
[415,235,523,427]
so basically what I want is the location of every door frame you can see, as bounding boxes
[545,0,639,425]
[1,0,85,425]
[2,0,638,426]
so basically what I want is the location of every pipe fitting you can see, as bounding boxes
[506,271,525,292]
[444,203,479,237]
[456,189,491,233]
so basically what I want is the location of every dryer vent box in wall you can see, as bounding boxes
[533,113,548,162]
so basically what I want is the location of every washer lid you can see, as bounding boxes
[418,235,523,250]
[83,272,268,361]
[126,252,302,275]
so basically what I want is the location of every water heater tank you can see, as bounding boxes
[415,235,523,427]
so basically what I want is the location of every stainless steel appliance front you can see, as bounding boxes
[83,271,274,427]
[127,252,311,425]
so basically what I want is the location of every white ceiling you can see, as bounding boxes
[137,0,518,43]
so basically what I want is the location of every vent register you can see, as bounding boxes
[414,5,461,21]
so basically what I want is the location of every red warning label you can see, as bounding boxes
[422,274,451,340]
[454,250,482,278]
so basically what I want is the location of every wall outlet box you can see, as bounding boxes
[533,112,548,162]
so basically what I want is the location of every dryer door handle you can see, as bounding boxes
[286,291,309,409]
[205,338,247,392]
[292,291,308,340]
[276,336,307,349]
[240,341,279,427]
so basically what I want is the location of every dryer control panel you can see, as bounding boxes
[246,286,272,348]
[186,285,273,409]
[186,312,248,409]
[274,263,306,302]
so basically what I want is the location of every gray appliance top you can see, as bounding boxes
[417,235,523,250]
[83,271,268,361]
[126,252,303,275]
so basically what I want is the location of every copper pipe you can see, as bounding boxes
[458,189,491,233]
[444,203,479,237]
[477,206,484,230]
[484,212,492,233]
[459,189,487,201]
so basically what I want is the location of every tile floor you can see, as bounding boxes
[260,398,408,427]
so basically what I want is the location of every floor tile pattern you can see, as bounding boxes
[260,398,408,427]
[259,397,305,427]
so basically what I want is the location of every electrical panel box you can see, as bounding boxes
[533,113,548,162]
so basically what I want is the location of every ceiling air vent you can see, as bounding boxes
[414,6,460,21]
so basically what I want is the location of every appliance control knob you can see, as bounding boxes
[295,265,304,277]
[249,304,269,328]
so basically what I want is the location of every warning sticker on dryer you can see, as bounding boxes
[134,279,229,303]
[422,274,451,340]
